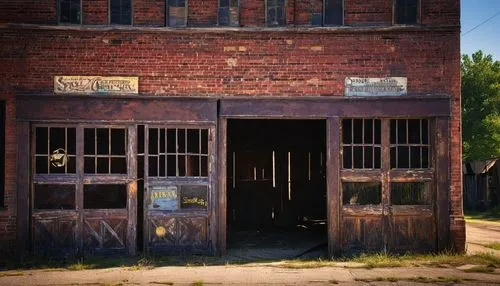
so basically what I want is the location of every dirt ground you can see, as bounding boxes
[1,221,500,286]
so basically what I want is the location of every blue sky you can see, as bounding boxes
[461,0,500,60]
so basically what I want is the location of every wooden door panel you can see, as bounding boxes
[83,216,127,252]
[149,216,177,245]
[178,217,207,246]
[33,213,77,255]
[342,216,384,252]
[390,215,435,252]
[147,215,208,251]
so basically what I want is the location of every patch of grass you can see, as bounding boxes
[463,265,497,273]
[485,243,500,251]
[0,272,24,277]
[67,259,96,271]
[465,207,500,222]
[192,280,204,286]
[356,276,467,284]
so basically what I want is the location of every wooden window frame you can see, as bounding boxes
[166,0,188,27]
[109,0,133,25]
[217,0,240,27]
[265,0,286,27]
[323,0,344,27]
[393,0,421,25]
[57,0,82,25]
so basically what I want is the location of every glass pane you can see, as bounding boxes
[96,128,109,155]
[353,119,363,144]
[343,146,352,169]
[167,155,177,176]
[34,184,75,210]
[364,146,373,169]
[342,119,352,144]
[149,156,158,177]
[187,129,200,154]
[410,146,421,168]
[397,120,407,144]
[67,128,76,155]
[201,129,208,154]
[138,125,145,154]
[374,119,381,144]
[353,146,363,168]
[374,147,381,169]
[364,120,373,144]
[324,0,343,25]
[422,146,429,168]
[67,156,76,173]
[180,185,208,209]
[159,155,166,176]
[342,182,381,205]
[111,129,126,155]
[111,158,127,174]
[390,147,397,169]
[390,119,397,144]
[186,155,200,176]
[391,182,428,205]
[149,128,158,155]
[167,129,176,153]
[50,128,66,152]
[84,184,127,209]
[36,127,48,155]
[84,128,95,155]
[397,146,409,168]
[422,119,429,144]
[84,157,95,173]
[178,155,186,176]
[408,119,421,144]
[160,129,166,153]
[201,156,208,177]
[36,156,49,174]
[178,129,186,153]
[97,157,109,173]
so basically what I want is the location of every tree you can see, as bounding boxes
[461,51,500,161]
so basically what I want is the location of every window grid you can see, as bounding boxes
[148,128,209,178]
[218,0,239,26]
[110,0,132,25]
[59,0,81,24]
[266,0,285,26]
[84,128,127,174]
[390,119,430,169]
[394,0,419,25]
[35,127,76,174]
[342,119,381,169]
[167,0,187,27]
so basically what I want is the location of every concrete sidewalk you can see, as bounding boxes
[1,264,500,286]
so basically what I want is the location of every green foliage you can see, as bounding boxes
[462,51,500,160]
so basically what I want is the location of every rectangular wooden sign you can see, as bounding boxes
[147,185,178,211]
[54,76,138,94]
[180,185,208,210]
[345,77,407,96]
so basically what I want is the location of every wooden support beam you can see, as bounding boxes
[16,121,30,260]
[217,118,227,255]
[436,118,450,251]
[127,125,138,255]
[209,126,218,255]
[381,119,392,251]
[326,117,341,256]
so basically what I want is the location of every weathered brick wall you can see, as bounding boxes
[0,93,17,260]
[0,0,460,27]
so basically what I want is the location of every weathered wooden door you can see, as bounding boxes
[32,125,137,256]
[142,125,217,254]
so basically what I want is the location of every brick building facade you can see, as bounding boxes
[0,0,464,258]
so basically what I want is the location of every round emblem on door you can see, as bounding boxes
[155,226,167,237]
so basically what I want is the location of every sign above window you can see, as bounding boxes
[54,76,138,95]
[345,77,407,96]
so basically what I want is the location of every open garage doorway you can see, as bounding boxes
[226,119,327,260]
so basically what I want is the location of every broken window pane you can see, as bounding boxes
[391,182,429,205]
[36,127,76,174]
[84,184,127,209]
[390,119,430,169]
[84,128,127,174]
[34,184,75,210]
[342,182,381,205]
[324,0,343,26]
[395,0,418,25]
[342,119,381,169]
[59,0,81,24]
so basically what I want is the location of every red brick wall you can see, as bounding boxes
[0,0,56,24]
[239,0,265,26]
[0,93,17,259]
[83,0,108,25]
[134,0,165,26]
[188,0,218,26]
[344,0,392,25]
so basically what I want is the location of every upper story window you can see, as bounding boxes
[58,0,81,24]
[324,0,343,26]
[219,0,239,26]
[168,0,187,27]
[394,0,419,25]
[266,0,285,26]
[110,0,132,25]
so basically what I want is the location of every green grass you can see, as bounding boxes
[485,243,500,251]
[463,264,497,273]
[355,276,467,284]
[465,207,500,222]
[0,272,24,277]
[192,280,204,286]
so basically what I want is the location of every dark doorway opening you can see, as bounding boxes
[227,119,327,259]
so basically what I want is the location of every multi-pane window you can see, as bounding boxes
[34,184,75,210]
[35,127,77,174]
[110,0,132,25]
[390,119,429,169]
[342,119,381,169]
[59,0,81,24]
[168,0,187,27]
[266,0,285,26]
[391,182,430,205]
[394,0,419,25]
[84,128,127,174]
[324,0,343,26]
[219,0,239,26]
[148,128,209,177]
[343,182,382,205]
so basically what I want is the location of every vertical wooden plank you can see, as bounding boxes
[209,125,218,255]
[217,118,227,255]
[326,117,341,256]
[143,125,149,253]
[436,118,450,251]
[127,125,138,256]
[76,125,84,255]
[16,121,30,260]
[381,119,391,251]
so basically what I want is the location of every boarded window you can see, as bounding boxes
[219,0,239,26]
[148,128,208,177]
[84,128,127,174]
[391,182,429,205]
[390,119,429,169]
[343,182,382,205]
[266,0,285,26]
[84,184,127,209]
[34,184,75,210]
[0,102,5,207]
[59,0,81,24]
[324,0,343,26]
[35,127,76,174]
[342,119,381,169]
[395,0,418,25]
[110,0,131,25]
[168,0,187,27]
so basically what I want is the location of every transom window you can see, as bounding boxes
[35,127,76,174]
[84,128,127,174]
[110,0,132,25]
[59,0,81,24]
[394,0,419,25]
[390,119,429,169]
[342,119,381,169]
